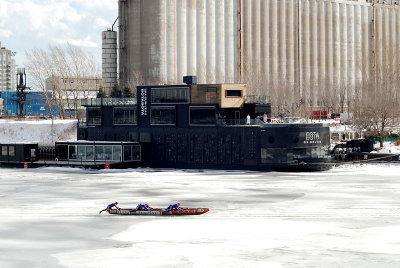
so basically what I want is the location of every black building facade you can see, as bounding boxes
[78,82,332,171]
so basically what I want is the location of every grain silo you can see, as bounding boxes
[102,30,118,94]
[118,0,400,110]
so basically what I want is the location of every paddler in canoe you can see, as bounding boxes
[165,202,182,212]
[131,203,152,212]
[99,201,120,214]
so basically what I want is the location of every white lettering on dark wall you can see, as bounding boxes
[306,132,320,140]
[140,88,147,116]
[303,132,322,144]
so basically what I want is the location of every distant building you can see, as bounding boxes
[45,76,102,95]
[0,41,17,92]
[0,97,3,115]
[0,91,59,117]
[45,76,102,116]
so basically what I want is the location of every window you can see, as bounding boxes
[123,145,141,161]
[114,107,137,125]
[113,146,122,161]
[8,146,15,157]
[66,145,96,161]
[151,87,189,103]
[151,106,176,125]
[69,145,120,162]
[311,147,331,159]
[261,148,286,164]
[86,146,94,160]
[226,90,242,97]
[95,146,105,160]
[207,87,217,93]
[87,108,102,125]
[69,145,77,159]
[2,146,7,156]
[104,146,113,160]
[77,146,86,160]
[190,107,216,125]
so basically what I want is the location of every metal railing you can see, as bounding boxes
[81,98,137,107]
[217,119,265,126]
[245,95,271,104]
[38,147,56,162]
[216,118,324,127]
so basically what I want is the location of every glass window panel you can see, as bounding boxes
[124,146,132,161]
[190,107,216,125]
[86,146,94,160]
[151,87,189,103]
[69,145,77,159]
[151,107,176,125]
[226,90,242,97]
[112,146,122,161]
[114,107,137,125]
[287,153,294,162]
[2,146,7,156]
[8,146,15,157]
[133,145,141,161]
[87,108,102,125]
[77,146,86,160]
[261,148,286,164]
[104,146,113,160]
[95,146,105,160]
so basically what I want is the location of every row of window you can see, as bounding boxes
[149,87,242,103]
[151,87,190,104]
[2,145,15,157]
[68,145,140,162]
[62,79,100,84]
[87,107,217,126]
[261,147,331,164]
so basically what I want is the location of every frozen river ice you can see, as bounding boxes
[1,164,400,267]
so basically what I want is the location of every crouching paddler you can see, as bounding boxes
[99,201,120,214]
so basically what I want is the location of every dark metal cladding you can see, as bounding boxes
[78,81,333,171]
[0,143,38,163]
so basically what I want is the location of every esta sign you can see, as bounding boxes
[304,132,321,144]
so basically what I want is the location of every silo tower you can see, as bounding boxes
[102,29,118,96]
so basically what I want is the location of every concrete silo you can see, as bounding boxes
[118,0,400,109]
[119,0,240,86]
[102,30,118,95]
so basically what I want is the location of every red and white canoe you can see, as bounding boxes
[107,208,209,216]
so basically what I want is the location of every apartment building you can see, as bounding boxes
[0,41,17,92]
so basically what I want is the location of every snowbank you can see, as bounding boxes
[0,119,77,146]
[372,141,400,154]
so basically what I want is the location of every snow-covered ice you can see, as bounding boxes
[1,164,400,267]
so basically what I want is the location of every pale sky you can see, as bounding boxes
[0,0,118,68]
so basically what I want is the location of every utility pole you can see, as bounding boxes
[371,0,376,89]
[238,0,242,83]
[297,0,302,106]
